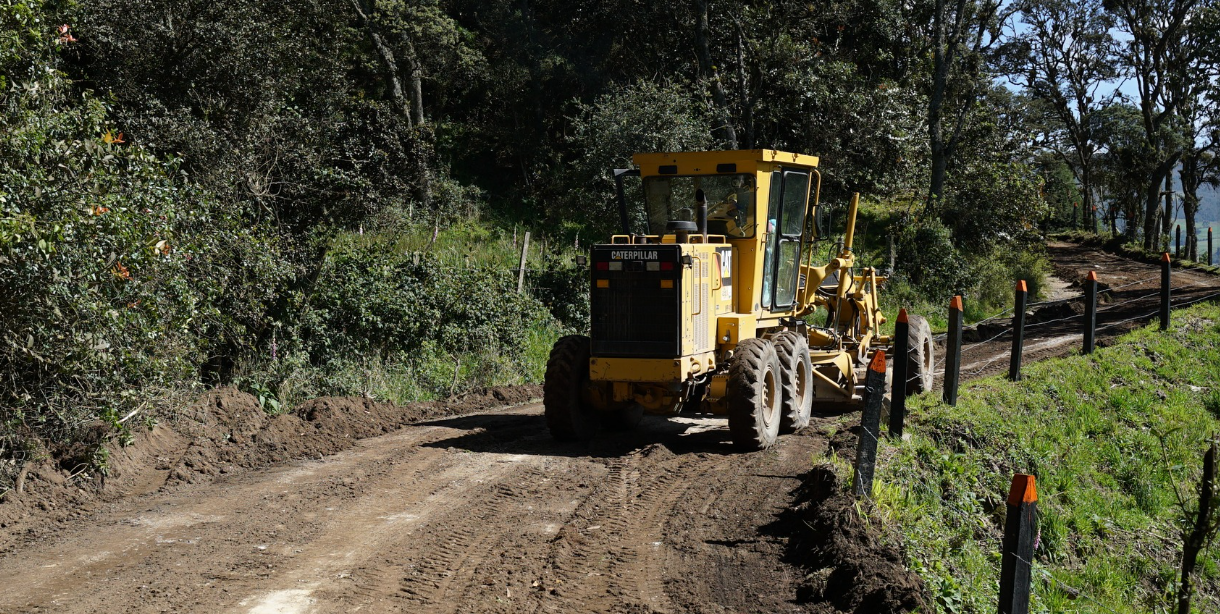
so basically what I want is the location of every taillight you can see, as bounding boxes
[595,261,609,270]
[660,262,674,271]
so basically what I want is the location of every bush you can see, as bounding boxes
[894,218,970,301]
[0,2,296,479]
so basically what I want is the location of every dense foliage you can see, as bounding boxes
[2,0,1218,488]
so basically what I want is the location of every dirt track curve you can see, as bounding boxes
[1,241,1217,614]
[0,406,831,614]
[935,241,1220,383]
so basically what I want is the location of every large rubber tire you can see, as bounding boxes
[726,338,784,451]
[544,335,599,442]
[774,331,813,433]
[602,404,645,431]
[905,315,935,395]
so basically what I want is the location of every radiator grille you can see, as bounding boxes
[590,246,682,358]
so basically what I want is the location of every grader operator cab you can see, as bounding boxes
[544,150,935,450]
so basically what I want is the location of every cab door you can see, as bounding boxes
[760,168,811,312]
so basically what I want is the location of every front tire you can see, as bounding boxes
[727,338,784,451]
[774,331,813,433]
[905,315,935,395]
[544,335,599,442]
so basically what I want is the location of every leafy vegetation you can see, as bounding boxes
[868,303,1220,613]
[2,0,1218,492]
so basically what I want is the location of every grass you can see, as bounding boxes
[869,302,1220,613]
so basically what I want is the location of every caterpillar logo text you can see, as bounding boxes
[610,250,659,260]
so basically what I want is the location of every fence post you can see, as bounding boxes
[1209,227,1214,266]
[1083,271,1098,354]
[943,296,963,406]
[1176,225,1182,259]
[853,350,887,498]
[1009,280,1027,382]
[889,309,910,439]
[517,231,531,294]
[1161,252,1171,331]
[999,474,1038,614]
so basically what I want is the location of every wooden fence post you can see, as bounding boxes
[1009,280,1027,382]
[1160,252,1171,331]
[1000,474,1038,614]
[889,309,909,439]
[853,350,887,498]
[517,232,531,294]
[1083,271,1098,354]
[943,296,963,406]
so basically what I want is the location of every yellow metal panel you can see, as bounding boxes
[632,150,819,177]
[716,313,757,347]
[589,353,717,383]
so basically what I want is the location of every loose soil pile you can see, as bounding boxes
[0,385,538,540]
[780,465,928,614]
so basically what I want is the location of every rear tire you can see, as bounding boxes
[544,335,599,442]
[727,338,784,451]
[905,315,935,395]
[774,331,813,433]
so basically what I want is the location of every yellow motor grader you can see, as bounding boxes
[545,149,934,450]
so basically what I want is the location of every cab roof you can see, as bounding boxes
[632,149,819,177]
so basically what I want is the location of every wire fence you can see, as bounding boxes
[931,272,1220,376]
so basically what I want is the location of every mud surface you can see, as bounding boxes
[0,396,893,613]
[1,241,1209,613]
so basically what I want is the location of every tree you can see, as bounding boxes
[924,0,1010,205]
[1172,5,1220,260]
[1007,0,1118,222]
[1094,103,1156,238]
[1104,0,1205,249]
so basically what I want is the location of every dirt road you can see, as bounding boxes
[0,403,836,614]
[1,240,1215,614]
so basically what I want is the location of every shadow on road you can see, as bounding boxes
[417,410,742,458]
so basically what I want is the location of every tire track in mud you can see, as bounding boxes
[531,447,735,614]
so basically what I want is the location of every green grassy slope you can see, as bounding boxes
[870,303,1220,613]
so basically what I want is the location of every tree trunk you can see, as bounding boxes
[694,0,738,149]
[1181,156,1201,261]
[350,0,412,129]
[1164,173,1174,246]
[400,32,425,128]
[736,27,754,150]
[1142,157,1181,250]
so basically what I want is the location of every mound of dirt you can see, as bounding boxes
[778,465,928,614]
[0,385,540,539]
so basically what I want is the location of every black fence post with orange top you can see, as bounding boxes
[1009,280,1027,382]
[1083,271,1098,354]
[1000,474,1038,614]
[943,296,963,406]
[1161,252,1172,331]
[853,350,887,498]
[889,309,909,439]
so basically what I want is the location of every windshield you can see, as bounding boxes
[641,174,756,238]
